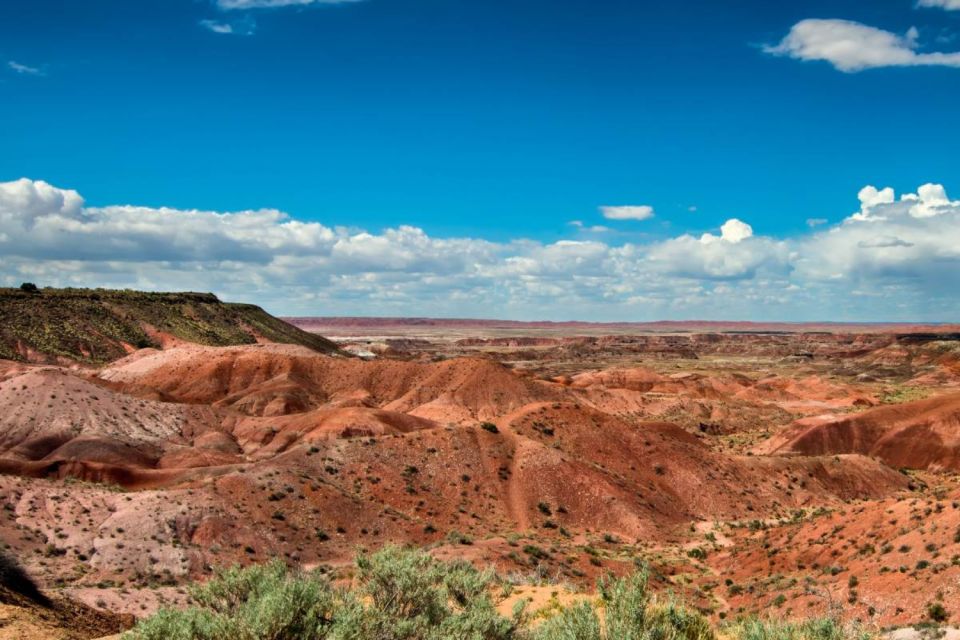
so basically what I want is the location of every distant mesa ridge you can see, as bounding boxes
[287,316,960,334]
[0,287,339,364]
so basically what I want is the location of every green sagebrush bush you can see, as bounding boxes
[127,561,336,640]
[333,545,523,640]
[126,545,522,640]
[529,571,712,640]
[728,616,873,640]
[126,546,873,640]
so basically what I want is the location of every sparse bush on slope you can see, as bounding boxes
[126,547,874,640]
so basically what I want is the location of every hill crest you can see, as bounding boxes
[0,287,339,364]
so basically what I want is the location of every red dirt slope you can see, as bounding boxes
[98,344,561,423]
[757,392,960,471]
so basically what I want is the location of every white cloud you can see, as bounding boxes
[648,219,785,280]
[806,218,828,228]
[200,16,256,35]
[0,179,83,219]
[704,218,753,244]
[850,186,894,221]
[569,221,610,233]
[850,183,958,221]
[0,178,335,263]
[858,185,895,209]
[201,0,359,36]
[2,178,959,320]
[796,183,960,290]
[766,19,960,72]
[7,61,43,76]
[217,0,362,9]
[201,20,234,33]
[905,183,955,218]
[918,0,960,9]
[600,205,654,221]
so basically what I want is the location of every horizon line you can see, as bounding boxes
[283,316,959,327]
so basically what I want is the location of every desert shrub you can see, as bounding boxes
[127,561,335,640]
[927,602,949,623]
[446,530,474,545]
[334,545,522,640]
[129,547,522,640]
[645,600,714,640]
[127,549,877,640]
[126,608,223,640]
[727,616,870,640]
[687,547,708,561]
[531,600,602,640]
[530,570,712,640]
[598,571,650,640]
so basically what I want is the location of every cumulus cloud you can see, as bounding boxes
[600,205,654,221]
[1,177,958,320]
[700,218,754,244]
[766,19,960,72]
[850,183,958,221]
[0,178,336,263]
[0,179,83,219]
[647,219,786,281]
[795,183,960,292]
[906,183,956,218]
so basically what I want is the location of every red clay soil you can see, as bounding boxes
[0,333,956,628]
[97,344,561,422]
[759,392,960,471]
[709,484,960,626]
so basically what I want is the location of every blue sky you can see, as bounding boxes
[1,0,959,320]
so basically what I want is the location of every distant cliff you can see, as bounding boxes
[0,287,339,364]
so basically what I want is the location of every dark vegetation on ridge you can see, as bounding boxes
[0,286,339,364]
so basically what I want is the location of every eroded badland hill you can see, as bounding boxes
[2,294,960,637]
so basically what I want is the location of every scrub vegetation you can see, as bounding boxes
[126,546,872,640]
